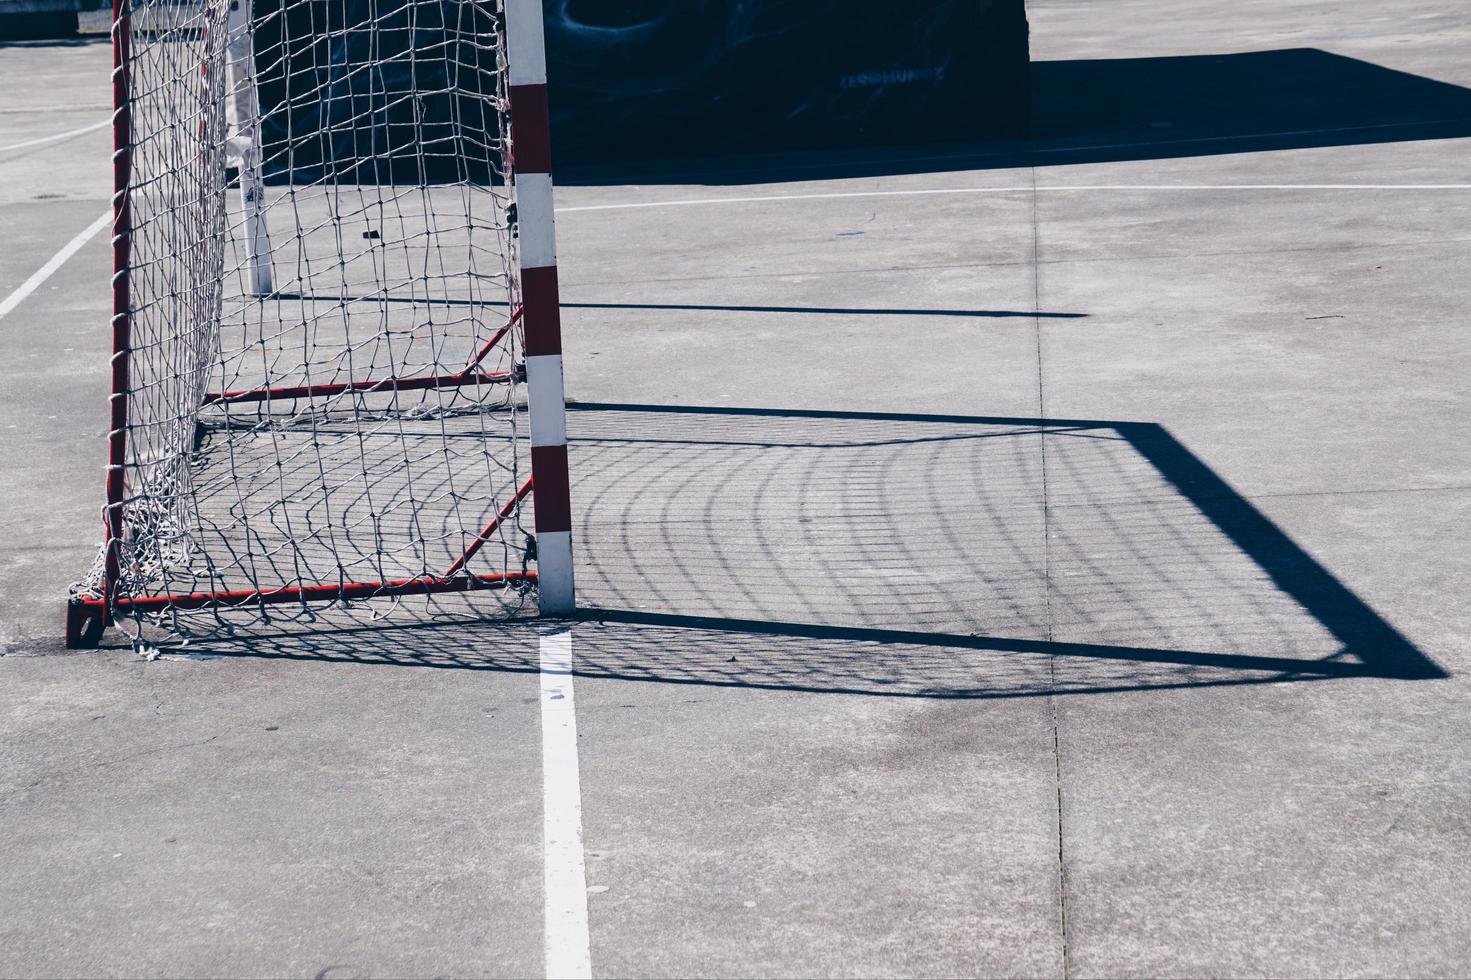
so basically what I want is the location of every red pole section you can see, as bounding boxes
[104,0,133,620]
[505,0,574,615]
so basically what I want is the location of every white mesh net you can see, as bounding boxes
[76,0,538,645]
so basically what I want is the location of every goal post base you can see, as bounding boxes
[533,529,576,616]
[65,598,108,649]
[63,570,545,648]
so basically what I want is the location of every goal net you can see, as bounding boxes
[68,0,573,648]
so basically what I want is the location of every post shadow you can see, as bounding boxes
[265,291,1087,320]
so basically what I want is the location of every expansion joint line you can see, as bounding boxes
[1030,163,1071,979]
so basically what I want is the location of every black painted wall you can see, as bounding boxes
[252,0,1030,181]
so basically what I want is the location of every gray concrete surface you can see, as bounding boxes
[3,0,1471,975]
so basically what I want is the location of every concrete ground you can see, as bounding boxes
[3,0,1471,976]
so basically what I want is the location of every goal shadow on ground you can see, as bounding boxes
[184,403,1443,701]
[560,47,1471,185]
[563,403,1443,698]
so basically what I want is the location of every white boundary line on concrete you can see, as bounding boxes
[0,209,110,323]
[557,183,1471,214]
[540,630,592,980]
[0,118,109,155]
[1030,118,1468,155]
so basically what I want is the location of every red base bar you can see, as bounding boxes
[65,571,534,647]
[203,369,519,406]
[204,306,523,406]
[81,571,533,612]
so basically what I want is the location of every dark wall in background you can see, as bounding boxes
[253,0,1030,181]
[545,0,1030,162]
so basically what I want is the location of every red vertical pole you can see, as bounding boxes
[104,0,134,619]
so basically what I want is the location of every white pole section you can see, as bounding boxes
[225,0,273,296]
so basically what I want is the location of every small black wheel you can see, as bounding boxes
[65,601,107,649]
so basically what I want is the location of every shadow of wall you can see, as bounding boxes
[559,47,1471,184]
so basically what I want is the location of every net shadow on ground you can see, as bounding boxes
[559,48,1471,185]
[178,403,1444,701]
[564,403,1444,698]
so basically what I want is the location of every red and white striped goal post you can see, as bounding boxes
[506,0,575,616]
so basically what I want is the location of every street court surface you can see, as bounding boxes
[3,0,1471,976]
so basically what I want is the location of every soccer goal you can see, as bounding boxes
[66,0,573,648]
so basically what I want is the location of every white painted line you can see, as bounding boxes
[1031,118,1470,155]
[541,630,592,980]
[556,183,1471,214]
[0,210,110,323]
[0,118,109,155]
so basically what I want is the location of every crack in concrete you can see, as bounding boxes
[1031,164,1072,980]
[0,734,221,803]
